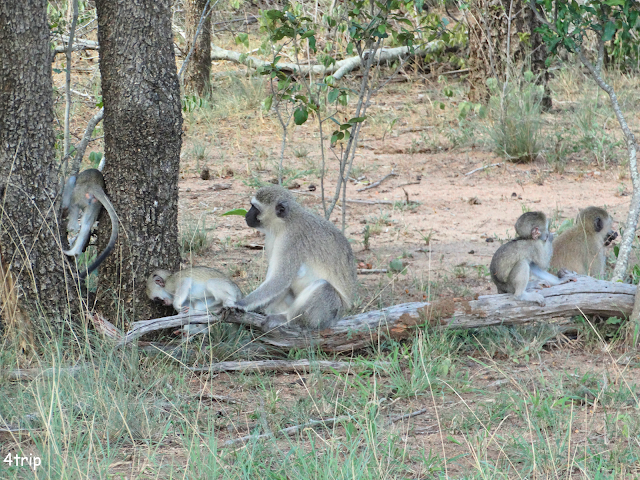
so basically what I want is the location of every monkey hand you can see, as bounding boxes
[557,268,578,280]
[604,231,619,247]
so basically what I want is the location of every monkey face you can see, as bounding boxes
[246,204,261,228]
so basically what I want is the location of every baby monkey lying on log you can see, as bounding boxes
[147,266,242,315]
[490,212,576,306]
[147,267,243,337]
[550,206,617,278]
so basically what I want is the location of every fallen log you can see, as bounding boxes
[115,276,634,352]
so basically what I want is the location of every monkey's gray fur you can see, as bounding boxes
[62,168,118,279]
[550,206,617,278]
[234,186,357,331]
[490,211,574,306]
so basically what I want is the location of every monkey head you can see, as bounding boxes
[245,186,295,232]
[146,269,173,305]
[576,206,616,245]
[514,211,550,242]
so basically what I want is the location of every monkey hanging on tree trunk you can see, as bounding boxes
[61,168,119,279]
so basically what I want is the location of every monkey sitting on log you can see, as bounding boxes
[490,211,575,306]
[231,185,357,331]
[61,168,118,279]
[550,206,617,278]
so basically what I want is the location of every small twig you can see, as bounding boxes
[188,359,382,374]
[439,68,469,76]
[465,162,504,176]
[223,415,351,447]
[357,268,388,274]
[342,199,393,206]
[395,181,420,188]
[386,408,428,425]
[399,126,434,134]
[357,171,398,192]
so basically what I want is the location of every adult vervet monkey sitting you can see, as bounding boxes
[550,206,617,278]
[232,186,357,331]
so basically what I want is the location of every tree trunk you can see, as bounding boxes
[466,0,551,109]
[184,0,212,96]
[0,0,73,338]
[95,0,183,325]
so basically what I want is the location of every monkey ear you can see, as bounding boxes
[531,226,541,240]
[275,200,289,218]
[154,275,165,288]
[594,217,604,232]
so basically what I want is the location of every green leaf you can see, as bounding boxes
[328,89,340,103]
[389,259,404,272]
[294,107,308,125]
[262,95,273,112]
[603,21,617,42]
[222,208,247,216]
[347,116,366,123]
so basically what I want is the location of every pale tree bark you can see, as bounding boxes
[466,0,551,109]
[183,0,212,95]
[0,0,74,338]
[95,0,183,325]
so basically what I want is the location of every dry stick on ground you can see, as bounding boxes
[357,268,388,274]
[357,171,398,192]
[188,359,387,374]
[386,408,428,425]
[223,415,351,447]
[465,162,504,176]
[116,276,635,353]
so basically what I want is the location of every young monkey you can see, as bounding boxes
[490,212,575,306]
[146,266,242,315]
[62,168,118,278]
[550,206,617,278]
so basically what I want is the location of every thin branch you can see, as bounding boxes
[70,107,104,176]
[357,170,397,192]
[188,359,387,373]
[63,0,79,160]
[465,162,504,176]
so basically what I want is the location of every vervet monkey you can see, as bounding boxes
[490,211,575,306]
[146,266,242,315]
[62,169,118,278]
[550,206,617,278]
[232,186,357,331]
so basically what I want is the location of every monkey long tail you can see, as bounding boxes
[79,189,119,280]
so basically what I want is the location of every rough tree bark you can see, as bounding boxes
[184,0,212,95]
[95,0,183,325]
[0,0,73,337]
[466,0,551,109]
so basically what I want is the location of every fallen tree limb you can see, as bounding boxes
[357,170,397,192]
[442,276,635,329]
[113,276,634,353]
[188,359,386,374]
[210,40,446,80]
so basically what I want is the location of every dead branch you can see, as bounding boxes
[52,37,99,57]
[465,162,504,176]
[386,408,428,425]
[211,41,446,80]
[358,268,388,274]
[108,277,634,353]
[357,171,398,192]
[188,359,386,374]
[223,415,350,447]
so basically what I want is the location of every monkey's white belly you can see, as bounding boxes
[291,264,322,295]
